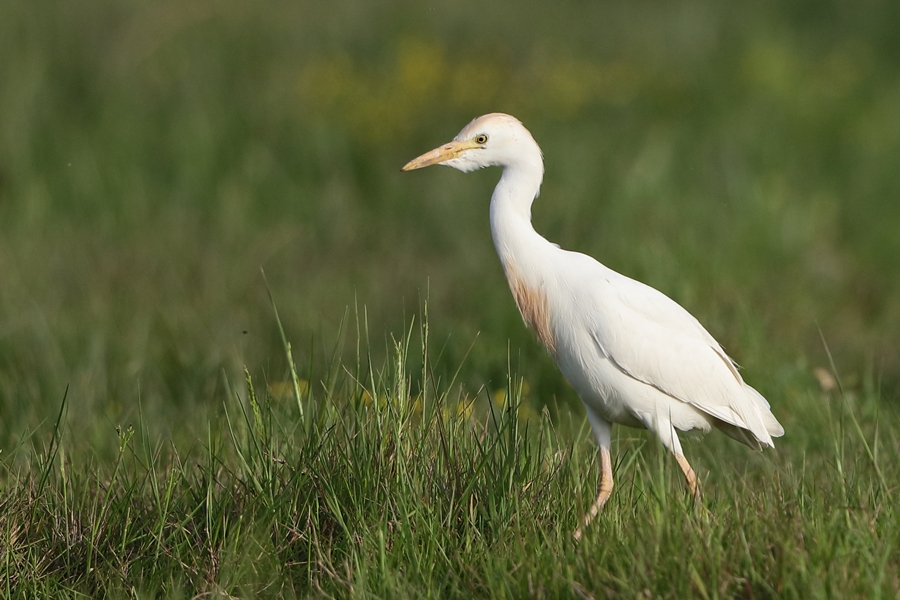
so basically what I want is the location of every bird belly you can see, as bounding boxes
[553,331,713,434]
[554,346,644,428]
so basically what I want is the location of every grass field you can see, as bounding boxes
[2,0,900,597]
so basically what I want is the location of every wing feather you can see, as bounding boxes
[584,268,781,446]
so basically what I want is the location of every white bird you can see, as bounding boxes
[402,113,784,539]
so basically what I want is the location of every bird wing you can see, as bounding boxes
[581,264,777,446]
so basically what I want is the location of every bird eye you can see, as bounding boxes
[475,134,488,145]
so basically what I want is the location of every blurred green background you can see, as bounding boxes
[1,0,899,449]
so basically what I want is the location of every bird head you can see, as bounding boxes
[402,113,543,174]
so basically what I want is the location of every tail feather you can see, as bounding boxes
[714,384,783,450]
[745,385,785,437]
[712,418,766,451]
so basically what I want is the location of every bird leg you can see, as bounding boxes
[675,453,701,499]
[573,446,613,541]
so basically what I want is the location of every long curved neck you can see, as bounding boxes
[489,160,550,274]
[489,157,560,354]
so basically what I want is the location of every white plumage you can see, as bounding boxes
[403,113,783,538]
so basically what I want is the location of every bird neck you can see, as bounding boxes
[489,163,551,278]
[489,162,560,354]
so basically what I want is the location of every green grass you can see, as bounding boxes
[2,0,900,596]
[2,310,898,598]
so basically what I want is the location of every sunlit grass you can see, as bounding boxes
[2,308,898,597]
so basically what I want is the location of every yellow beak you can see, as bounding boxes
[401,139,478,171]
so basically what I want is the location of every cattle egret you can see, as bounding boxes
[402,113,784,539]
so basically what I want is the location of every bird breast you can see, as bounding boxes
[504,263,557,355]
